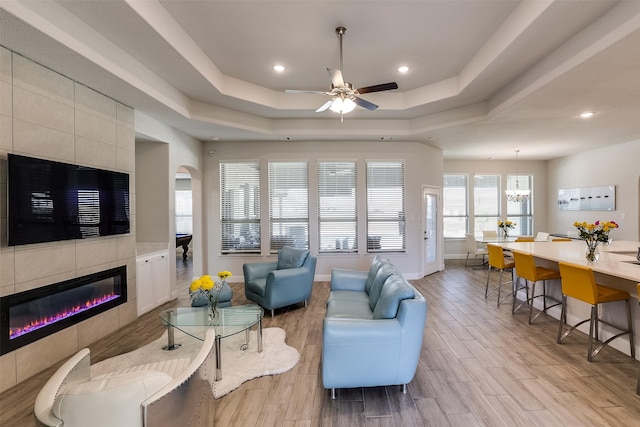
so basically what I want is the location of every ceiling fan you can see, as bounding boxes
[285,26,398,119]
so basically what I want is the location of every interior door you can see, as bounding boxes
[423,187,441,276]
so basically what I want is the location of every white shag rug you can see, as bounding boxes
[91,327,300,399]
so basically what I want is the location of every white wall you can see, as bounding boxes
[547,139,640,241]
[134,112,204,295]
[202,140,443,280]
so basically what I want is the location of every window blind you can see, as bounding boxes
[269,162,309,252]
[220,162,260,253]
[366,161,405,252]
[318,162,357,252]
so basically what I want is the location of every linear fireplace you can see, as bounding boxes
[0,266,127,355]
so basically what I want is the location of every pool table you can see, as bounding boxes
[176,234,192,259]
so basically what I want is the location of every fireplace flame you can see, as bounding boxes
[9,293,119,340]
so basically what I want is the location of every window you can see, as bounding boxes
[318,162,357,252]
[507,174,533,236]
[443,174,468,238]
[474,174,500,236]
[220,162,260,253]
[366,161,405,252]
[269,162,309,252]
[175,190,192,234]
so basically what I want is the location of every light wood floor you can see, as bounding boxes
[2,256,640,426]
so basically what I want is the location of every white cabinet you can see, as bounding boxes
[136,249,170,316]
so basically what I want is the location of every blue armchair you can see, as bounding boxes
[243,246,317,316]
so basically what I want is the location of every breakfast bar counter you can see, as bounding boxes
[498,240,640,283]
[495,239,640,359]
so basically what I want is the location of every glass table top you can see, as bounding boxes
[159,304,263,341]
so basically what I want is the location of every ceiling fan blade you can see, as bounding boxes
[316,100,333,112]
[353,96,378,111]
[285,89,326,94]
[327,68,345,88]
[356,82,398,94]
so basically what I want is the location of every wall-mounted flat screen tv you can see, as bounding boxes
[8,154,130,246]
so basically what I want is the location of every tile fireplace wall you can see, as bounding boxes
[0,47,137,393]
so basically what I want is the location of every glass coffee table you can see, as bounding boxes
[159,304,263,381]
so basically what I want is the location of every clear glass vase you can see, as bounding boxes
[208,301,219,320]
[585,244,600,263]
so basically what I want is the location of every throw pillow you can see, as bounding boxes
[373,275,415,319]
[364,255,388,294]
[277,246,309,270]
[367,262,397,311]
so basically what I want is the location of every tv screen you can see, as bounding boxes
[8,154,130,246]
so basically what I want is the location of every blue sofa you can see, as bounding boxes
[243,246,317,316]
[322,256,427,398]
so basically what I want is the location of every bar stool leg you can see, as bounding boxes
[588,306,598,362]
[627,299,635,359]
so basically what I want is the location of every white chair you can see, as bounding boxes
[482,230,498,240]
[35,329,216,427]
[465,234,488,269]
[535,232,550,241]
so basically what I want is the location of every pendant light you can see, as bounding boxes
[505,150,530,202]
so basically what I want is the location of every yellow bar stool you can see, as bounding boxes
[515,236,534,242]
[511,250,561,324]
[551,238,572,242]
[557,262,635,362]
[485,244,515,306]
[637,283,640,394]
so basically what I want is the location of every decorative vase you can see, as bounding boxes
[585,244,600,263]
[503,229,509,238]
[208,301,219,320]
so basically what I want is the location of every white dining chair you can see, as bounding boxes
[465,234,488,269]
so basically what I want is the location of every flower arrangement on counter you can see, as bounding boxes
[573,220,618,262]
[497,220,516,237]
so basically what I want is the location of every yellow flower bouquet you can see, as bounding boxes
[573,221,618,262]
[497,220,515,238]
[190,271,232,317]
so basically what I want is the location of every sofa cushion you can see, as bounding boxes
[277,246,309,270]
[246,277,267,297]
[368,262,397,311]
[327,290,370,304]
[326,299,374,319]
[364,255,388,295]
[373,275,415,319]
[52,370,171,425]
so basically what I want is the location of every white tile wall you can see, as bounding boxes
[12,54,73,106]
[75,108,117,146]
[0,47,11,83]
[0,51,137,393]
[75,135,118,169]
[74,83,116,121]
[12,118,75,163]
[13,86,74,135]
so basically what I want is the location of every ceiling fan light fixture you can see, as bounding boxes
[329,97,356,114]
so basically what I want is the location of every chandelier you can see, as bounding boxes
[505,150,530,202]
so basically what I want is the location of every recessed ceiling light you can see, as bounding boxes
[273,64,286,72]
[397,66,409,73]
[580,111,595,119]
